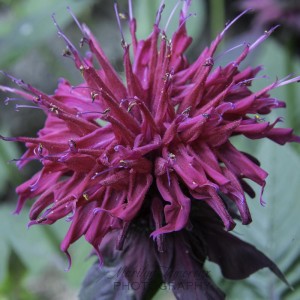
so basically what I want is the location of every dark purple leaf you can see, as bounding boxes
[155,232,225,300]
[201,221,290,285]
[79,260,136,300]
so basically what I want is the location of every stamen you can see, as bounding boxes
[220,9,251,37]
[168,152,176,161]
[163,71,173,82]
[127,98,159,132]
[233,75,269,88]
[9,157,34,164]
[91,91,99,102]
[214,42,248,62]
[92,160,130,180]
[166,167,171,187]
[155,0,166,26]
[164,0,181,33]
[70,85,109,103]
[33,96,42,104]
[0,134,18,142]
[177,12,197,31]
[15,104,43,112]
[128,0,133,20]
[65,210,75,222]
[51,13,83,68]
[254,115,266,123]
[4,97,28,106]
[57,151,70,162]
[76,108,110,117]
[277,74,293,83]
[62,47,72,57]
[182,0,192,18]
[276,75,300,87]
[203,57,214,67]
[68,139,77,153]
[181,106,192,118]
[114,1,127,48]
[119,160,129,168]
[165,153,176,187]
[67,6,86,38]
[79,37,89,48]
[79,65,84,74]
[0,71,28,89]
[249,25,280,52]
[49,104,59,114]
[127,100,138,112]
[92,167,116,179]
[118,12,128,20]
[119,96,139,108]
[30,172,43,191]
[33,143,43,158]
[161,32,168,42]
[93,207,104,215]
[82,193,89,201]
[52,14,76,52]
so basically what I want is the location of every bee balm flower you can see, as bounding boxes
[241,0,300,33]
[1,1,299,298]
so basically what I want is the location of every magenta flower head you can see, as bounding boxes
[241,0,300,33]
[1,1,300,298]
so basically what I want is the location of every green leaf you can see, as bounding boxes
[0,204,95,299]
[0,139,22,194]
[0,247,36,300]
[205,140,300,299]
[0,205,64,283]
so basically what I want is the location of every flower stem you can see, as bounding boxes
[285,38,299,130]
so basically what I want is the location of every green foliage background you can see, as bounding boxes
[0,0,299,299]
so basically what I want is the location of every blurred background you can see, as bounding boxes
[0,0,299,299]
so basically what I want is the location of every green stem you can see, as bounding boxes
[285,38,298,130]
[285,38,300,154]
[209,0,226,41]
